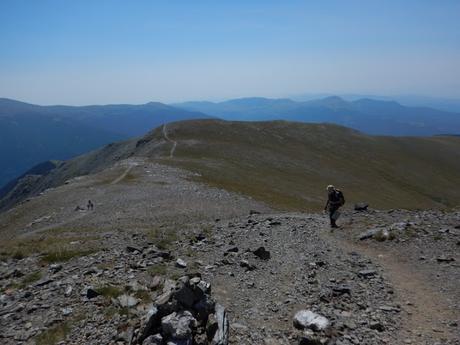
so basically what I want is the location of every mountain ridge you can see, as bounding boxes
[2,119,459,213]
[174,96,460,136]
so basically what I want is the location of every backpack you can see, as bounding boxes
[336,190,345,206]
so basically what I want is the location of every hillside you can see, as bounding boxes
[0,98,210,188]
[2,119,460,212]
[0,120,459,345]
[175,96,460,136]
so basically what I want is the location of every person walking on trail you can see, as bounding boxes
[324,185,345,228]
[87,200,94,211]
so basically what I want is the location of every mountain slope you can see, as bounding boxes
[0,98,211,187]
[174,96,460,136]
[2,119,460,212]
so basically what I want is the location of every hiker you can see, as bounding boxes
[324,185,345,228]
[87,200,94,211]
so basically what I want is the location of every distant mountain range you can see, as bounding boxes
[0,98,210,188]
[2,95,460,190]
[174,96,460,136]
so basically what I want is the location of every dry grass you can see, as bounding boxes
[35,322,71,345]
[0,234,99,261]
[148,263,167,276]
[146,227,178,250]
[158,120,460,211]
[96,285,123,299]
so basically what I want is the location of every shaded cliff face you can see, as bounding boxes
[2,119,460,213]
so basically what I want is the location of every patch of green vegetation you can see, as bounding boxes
[0,234,100,261]
[148,263,167,276]
[168,270,183,281]
[20,271,43,287]
[35,321,70,345]
[147,227,178,250]
[201,224,213,238]
[404,227,417,239]
[433,234,442,241]
[119,307,131,317]
[12,251,25,260]
[133,289,151,303]
[121,172,138,183]
[96,285,123,299]
[41,249,95,263]
[184,246,197,258]
[103,306,119,319]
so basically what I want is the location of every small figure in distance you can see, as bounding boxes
[324,185,345,229]
[87,200,94,211]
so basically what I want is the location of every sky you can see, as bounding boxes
[1,0,459,105]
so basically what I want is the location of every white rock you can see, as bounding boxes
[118,294,139,308]
[293,310,330,331]
[176,258,187,268]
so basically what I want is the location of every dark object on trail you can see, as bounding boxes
[87,200,94,210]
[354,202,369,211]
[253,246,271,260]
[249,209,261,215]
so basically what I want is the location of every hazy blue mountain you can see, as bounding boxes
[0,98,211,137]
[175,96,460,136]
[0,113,124,189]
[0,98,211,188]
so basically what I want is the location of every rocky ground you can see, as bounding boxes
[0,161,459,345]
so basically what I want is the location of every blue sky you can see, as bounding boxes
[1,0,459,105]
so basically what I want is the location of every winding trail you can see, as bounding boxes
[162,124,177,158]
[111,164,134,184]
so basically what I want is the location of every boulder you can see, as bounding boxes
[293,310,330,331]
[161,311,197,339]
[354,202,369,211]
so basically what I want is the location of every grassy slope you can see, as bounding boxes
[153,120,460,211]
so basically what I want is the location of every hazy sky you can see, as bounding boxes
[1,0,459,105]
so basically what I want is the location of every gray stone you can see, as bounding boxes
[86,287,100,299]
[358,228,380,240]
[369,321,385,332]
[49,264,62,273]
[253,247,270,260]
[142,334,163,345]
[176,258,187,268]
[212,304,229,345]
[358,270,377,278]
[354,202,369,211]
[138,307,163,344]
[161,311,197,339]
